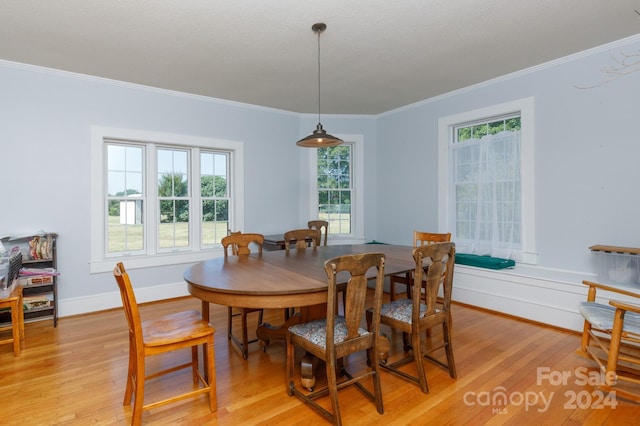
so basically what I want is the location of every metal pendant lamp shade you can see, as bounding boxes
[297,23,343,148]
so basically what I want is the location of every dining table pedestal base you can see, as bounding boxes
[256,313,301,349]
[257,303,327,387]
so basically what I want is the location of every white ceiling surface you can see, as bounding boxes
[2,1,639,115]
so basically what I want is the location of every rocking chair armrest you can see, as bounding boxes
[582,280,640,300]
[609,299,640,314]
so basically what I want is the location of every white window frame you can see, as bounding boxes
[306,134,365,244]
[437,98,537,264]
[90,126,244,273]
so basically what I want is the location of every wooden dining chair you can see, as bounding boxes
[283,228,321,319]
[308,220,329,246]
[368,242,456,394]
[389,231,451,301]
[287,252,386,426]
[577,280,640,403]
[222,232,265,360]
[113,262,216,425]
[0,285,24,357]
[284,228,320,251]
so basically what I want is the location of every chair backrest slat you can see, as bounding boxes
[412,242,456,318]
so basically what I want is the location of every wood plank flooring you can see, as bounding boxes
[1,294,639,425]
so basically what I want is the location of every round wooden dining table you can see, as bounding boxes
[184,244,415,386]
[184,244,415,323]
[184,244,416,341]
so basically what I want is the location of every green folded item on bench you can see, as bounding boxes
[455,253,515,269]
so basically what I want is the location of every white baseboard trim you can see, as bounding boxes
[452,265,595,332]
[57,265,626,333]
[384,264,591,332]
[58,281,190,317]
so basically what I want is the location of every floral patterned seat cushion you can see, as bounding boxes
[289,316,370,349]
[380,298,436,323]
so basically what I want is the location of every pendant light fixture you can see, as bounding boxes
[297,23,343,148]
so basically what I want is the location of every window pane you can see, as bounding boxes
[125,146,142,172]
[158,148,189,197]
[158,199,190,249]
[108,171,125,196]
[108,145,143,196]
[106,143,145,254]
[108,145,126,170]
[200,151,230,246]
[107,199,144,253]
[160,199,174,223]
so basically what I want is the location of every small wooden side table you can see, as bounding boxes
[0,285,25,356]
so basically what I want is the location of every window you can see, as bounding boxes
[438,98,536,264]
[306,135,364,243]
[91,127,244,273]
[317,145,352,235]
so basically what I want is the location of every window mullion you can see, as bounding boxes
[147,143,158,255]
[191,147,201,250]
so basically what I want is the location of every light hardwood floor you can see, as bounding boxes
[1,293,639,425]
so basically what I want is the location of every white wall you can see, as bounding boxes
[0,64,375,315]
[375,35,640,330]
[2,34,639,330]
[377,36,640,273]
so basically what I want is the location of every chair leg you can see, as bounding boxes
[366,311,390,366]
[412,330,429,394]
[402,331,411,352]
[286,334,295,396]
[580,319,592,353]
[365,310,373,365]
[241,309,249,360]
[228,307,234,340]
[123,338,135,405]
[443,319,457,379]
[389,273,412,302]
[206,338,217,412]
[325,355,342,426]
[191,346,199,384]
[10,299,21,356]
[371,342,384,414]
[229,308,263,359]
[132,356,145,426]
[389,279,397,302]
[606,309,625,386]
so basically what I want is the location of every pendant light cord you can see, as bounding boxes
[316,28,322,124]
[296,23,343,147]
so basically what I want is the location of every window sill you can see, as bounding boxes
[89,249,223,274]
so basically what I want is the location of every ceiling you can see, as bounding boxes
[2,1,639,115]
